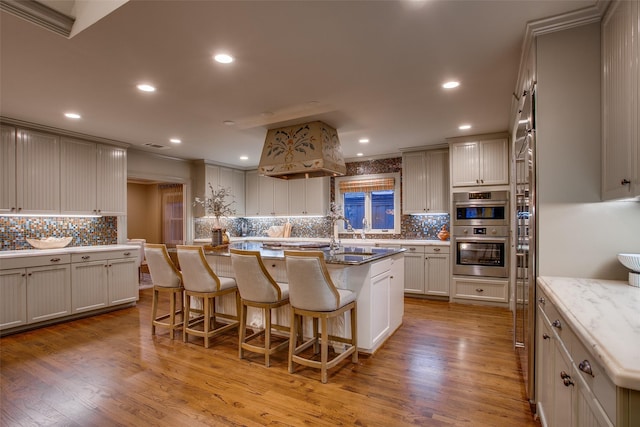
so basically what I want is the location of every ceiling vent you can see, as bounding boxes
[143,143,170,150]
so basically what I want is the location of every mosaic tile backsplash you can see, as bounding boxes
[0,216,118,251]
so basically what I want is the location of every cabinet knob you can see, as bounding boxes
[82,255,90,260]
[124,252,131,256]
[475,288,484,293]
[542,333,551,340]
[578,360,594,377]
[434,248,440,252]
[409,247,416,251]
[50,258,61,262]
[621,179,631,186]
[538,297,545,304]
[560,371,574,387]
[552,319,562,329]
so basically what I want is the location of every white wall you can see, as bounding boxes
[536,23,640,280]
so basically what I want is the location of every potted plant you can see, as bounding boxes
[194,183,236,246]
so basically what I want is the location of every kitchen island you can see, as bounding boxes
[200,241,406,354]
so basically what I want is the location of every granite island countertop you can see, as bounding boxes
[538,276,640,390]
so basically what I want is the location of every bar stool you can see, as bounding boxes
[177,245,240,348]
[284,250,358,383]
[230,249,290,367]
[144,243,183,339]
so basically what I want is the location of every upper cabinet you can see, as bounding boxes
[602,0,640,200]
[192,162,246,217]
[1,126,60,214]
[288,177,330,216]
[402,149,449,214]
[258,175,289,216]
[61,138,127,215]
[449,136,509,187]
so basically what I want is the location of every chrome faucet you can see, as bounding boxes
[361,218,367,239]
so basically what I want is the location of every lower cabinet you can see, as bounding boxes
[0,247,138,333]
[452,276,509,304]
[536,288,617,427]
[403,244,450,298]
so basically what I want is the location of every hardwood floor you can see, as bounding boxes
[1,289,540,426]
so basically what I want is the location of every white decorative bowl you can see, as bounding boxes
[618,253,640,273]
[26,237,72,249]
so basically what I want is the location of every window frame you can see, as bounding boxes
[334,172,401,235]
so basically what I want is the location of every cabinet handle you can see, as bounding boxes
[408,247,416,251]
[21,273,26,277]
[50,258,61,262]
[538,297,545,304]
[124,252,131,256]
[543,333,551,340]
[271,264,276,268]
[560,371,574,387]
[475,288,484,293]
[552,319,562,329]
[390,276,394,279]
[82,256,90,260]
[28,273,32,276]
[621,179,631,186]
[434,248,440,252]
[578,360,594,377]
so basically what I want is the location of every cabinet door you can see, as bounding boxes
[402,152,427,213]
[425,150,449,212]
[245,170,259,216]
[0,268,27,330]
[26,264,71,323]
[403,251,425,294]
[71,261,109,313]
[61,138,97,214]
[389,255,404,332]
[273,178,289,216]
[425,254,449,296]
[602,0,640,200]
[108,258,138,305]
[0,125,16,213]
[553,343,574,427]
[370,271,390,347]
[479,139,508,185]
[16,128,60,213]
[258,175,276,215]
[574,372,614,427]
[288,179,307,215]
[536,311,555,427]
[304,177,329,215]
[451,142,480,187]
[96,145,127,215]
[232,169,246,216]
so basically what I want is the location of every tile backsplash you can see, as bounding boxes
[0,216,118,251]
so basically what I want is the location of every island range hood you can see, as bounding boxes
[258,120,346,179]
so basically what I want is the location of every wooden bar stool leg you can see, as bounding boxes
[168,289,176,340]
[239,302,247,359]
[313,317,320,354]
[151,287,159,336]
[351,304,358,363]
[321,316,329,384]
[264,307,272,367]
[204,296,211,349]
[183,294,190,343]
[288,309,297,374]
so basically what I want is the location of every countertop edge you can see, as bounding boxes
[537,276,640,391]
[0,245,137,259]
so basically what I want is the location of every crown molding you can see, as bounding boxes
[0,0,74,37]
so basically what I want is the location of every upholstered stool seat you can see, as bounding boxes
[177,245,240,348]
[284,250,358,383]
[230,249,292,367]
[144,243,184,339]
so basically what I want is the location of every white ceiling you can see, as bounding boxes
[0,0,598,168]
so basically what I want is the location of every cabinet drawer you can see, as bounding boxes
[424,245,449,255]
[402,245,425,254]
[571,334,617,424]
[538,295,571,348]
[453,278,508,302]
[0,254,71,269]
[71,250,137,263]
[370,258,392,277]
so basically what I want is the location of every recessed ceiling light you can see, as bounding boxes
[240,156,249,161]
[64,112,81,119]
[356,153,364,157]
[214,53,234,64]
[137,84,156,92]
[170,138,181,144]
[443,81,460,89]
[223,120,235,126]
[458,124,472,130]
[359,138,369,144]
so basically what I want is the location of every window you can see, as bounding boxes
[334,173,400,234]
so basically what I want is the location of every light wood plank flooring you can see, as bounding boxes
[1,289,540,426]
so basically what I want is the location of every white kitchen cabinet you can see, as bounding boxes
[450,137,508,187]
[15,128,61,214]
[60,138,127,215]
[245,170,260,216]
[0,268,27,329]
[26,263,71,324]
[193,162,245,217]
[452,276,509,304]
[402,245,450,298]
[388,253,405,333]
[402,149,449,214]
[0,125,17,214]
[536,289,617,427]
[288,176,330,215]
[601,0,640,200]
[71,259,109,313]
[258,174,289,216]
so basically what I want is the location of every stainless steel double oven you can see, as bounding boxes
[451,190,509,278]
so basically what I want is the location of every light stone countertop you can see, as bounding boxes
[538,276,640,390]
[0,244,136,259]
[195,236,450,247]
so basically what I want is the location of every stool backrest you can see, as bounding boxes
[284,250,340,311]
[230,249,283,303]
[144,243,182,288]
[176,245,221,292]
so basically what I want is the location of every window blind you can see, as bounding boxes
[339,177,395,193]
